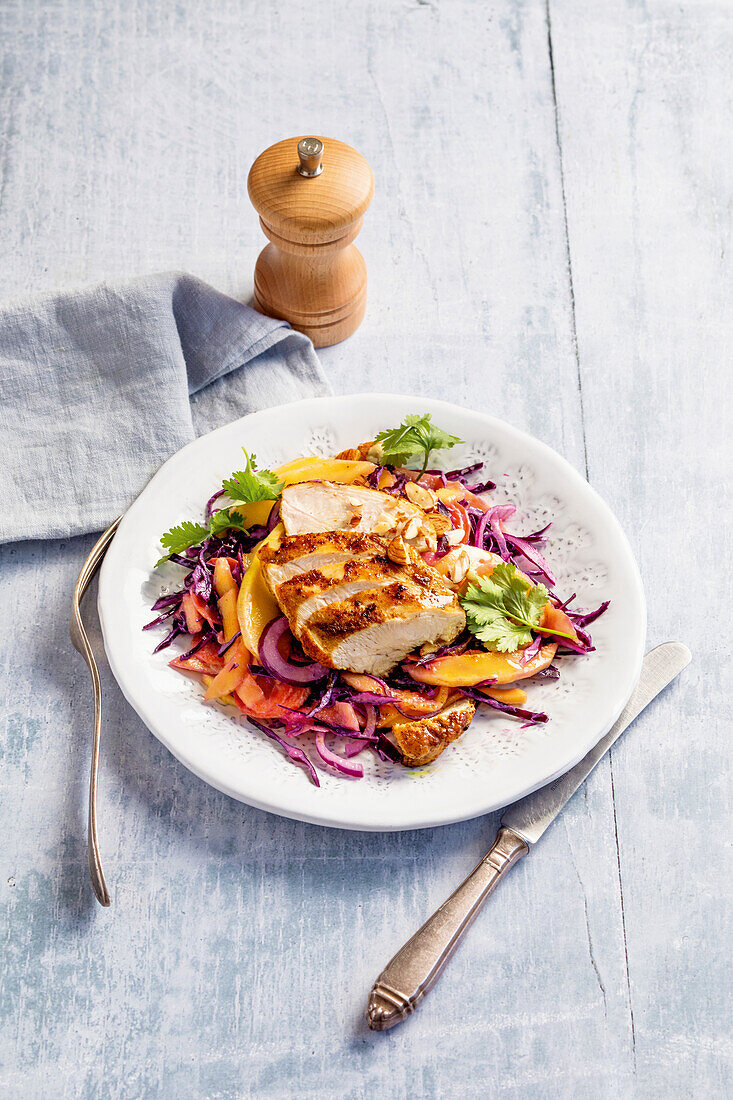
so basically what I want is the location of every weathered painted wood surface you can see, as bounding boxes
[0,1,730,1097]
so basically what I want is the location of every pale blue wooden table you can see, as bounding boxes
[1,1,730,1097]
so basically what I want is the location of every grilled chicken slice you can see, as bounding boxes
[387,698,476,766]
[259,531,465,676]
[280,480,428,543]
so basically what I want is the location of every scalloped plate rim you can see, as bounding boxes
[98,393,646,831]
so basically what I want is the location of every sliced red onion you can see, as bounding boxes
[315,730,364,777]
[488,504,516,560]
[258,617,328,684]
[505,533,556,586]
[362,704,377,739]
[343,739,371,758]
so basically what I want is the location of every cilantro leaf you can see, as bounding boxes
[461,563,550,653]
[156,520,210,567]
[375,413,462,477]
[155,450,282,568]
[208,507,249,538]
[222,450,283,504]
[156,509,250,567]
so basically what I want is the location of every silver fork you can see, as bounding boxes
[69,518,122,907]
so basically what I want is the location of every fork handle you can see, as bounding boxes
[366,826,528,1030]
[70,518,122,907]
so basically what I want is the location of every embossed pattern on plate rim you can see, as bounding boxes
[98,394,646,831]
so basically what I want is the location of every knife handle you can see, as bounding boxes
[366,827,528,1030]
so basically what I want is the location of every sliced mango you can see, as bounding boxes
[481,686,528,705]
[217,587,240,643]
[204,639,247,701]
[202,673,238,708]
[236,524,284,658]
[407,643,558,687]
[213,556,237,598]
[276,457,375,484]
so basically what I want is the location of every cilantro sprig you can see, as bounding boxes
[375,413,462,478]
[222,449,283,504]
[155,509,249,567]
[155,449,281,567]
[460,563,560,653]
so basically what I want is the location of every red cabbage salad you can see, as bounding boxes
[147,414,608,786]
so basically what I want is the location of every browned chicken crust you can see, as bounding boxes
[259,530,465,676]
[259,531,386,565]
[390,699,476,766]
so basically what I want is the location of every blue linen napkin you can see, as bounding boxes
[0,272,330,544]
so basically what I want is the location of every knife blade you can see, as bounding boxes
[366,641,691,1030]
[501,641,692,845]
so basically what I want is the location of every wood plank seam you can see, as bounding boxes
[546,0,638,1076]
[545,0,589,483]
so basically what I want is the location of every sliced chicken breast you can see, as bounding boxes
[260,531,387,588]
[259,531,465,676]
[280,481,428,543]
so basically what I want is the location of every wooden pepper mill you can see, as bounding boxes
[248,136,374,347]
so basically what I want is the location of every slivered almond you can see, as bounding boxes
[451,550,470,583]
[405,481,437,510]
[444,527,465,547]
[334,447,361,461]
[386,535,410,565]
[418,523,438,551]
[427,512,452,537]
[373,516,397,535]
[402,515,421,541]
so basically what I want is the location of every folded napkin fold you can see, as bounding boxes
[0,272,330,544]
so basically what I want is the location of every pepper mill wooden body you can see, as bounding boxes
[248,136,374,348]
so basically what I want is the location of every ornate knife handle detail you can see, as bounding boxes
[366,827,528,1030]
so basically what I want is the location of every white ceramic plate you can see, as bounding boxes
[98,394,645,831]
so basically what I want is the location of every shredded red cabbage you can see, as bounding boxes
[148,445,612,784]
[246,718,321,786]
[218,630,241,657]
[205,488,225,521]
[177,630,216,662]
[459,688,548,724]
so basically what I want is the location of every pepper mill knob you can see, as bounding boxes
[248,135,374,348]
[296,137,324,178]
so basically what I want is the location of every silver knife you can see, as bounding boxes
[366,642,691,1031]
